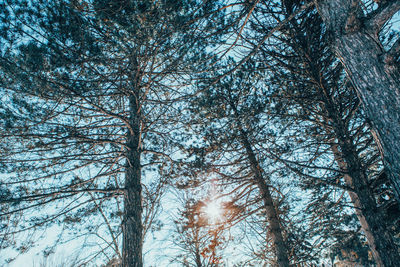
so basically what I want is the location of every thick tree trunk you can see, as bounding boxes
[315,0,400,204]
[330,144,399,267]
[122,94,143,267]
[319,84,400,266]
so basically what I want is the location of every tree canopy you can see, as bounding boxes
[0,0,399,266]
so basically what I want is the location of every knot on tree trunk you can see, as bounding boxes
[345,13,361,33]
[345,0,363,34]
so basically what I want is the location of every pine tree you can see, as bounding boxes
[314,0,400,204]
[187,59,293,266]
[0,0,225,265]
[249,2,400,265]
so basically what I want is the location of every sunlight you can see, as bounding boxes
[202,199,223,224]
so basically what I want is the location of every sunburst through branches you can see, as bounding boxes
[202,199,223,224]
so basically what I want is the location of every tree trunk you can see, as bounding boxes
[195,248,202,267]
[241,132,290,267]
[319,84,400,266]
[122,94,143,267]
[330,144,399,267]
[315,0,400,204]
[195,234,202,267]
[228,96,290,266]
[234,117,290,266]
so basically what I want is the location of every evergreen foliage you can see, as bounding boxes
[0,0,399,266]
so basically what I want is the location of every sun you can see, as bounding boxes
[202,199,223,224]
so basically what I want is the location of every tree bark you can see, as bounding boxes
[319,83,400,266]
[315,0,400,204]
[195,247,202,267]
[122,94,143,267]
[240,131,290,267]
[231,102,290,266]
[330,143,399,267]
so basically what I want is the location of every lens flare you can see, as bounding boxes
[203,200,223,224]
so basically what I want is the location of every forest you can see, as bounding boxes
[0,0,400,266]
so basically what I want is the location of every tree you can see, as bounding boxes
[0,1,225,266]
[171,190,230,267]
[314,0,400,203]
[188,59,295,266]
[211,0,400,205]
[249,2,400,265]
[1,0,398,265]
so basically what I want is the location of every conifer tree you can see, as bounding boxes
[0,0,225,265]
[314,0,400,202]
[249,2,400,265]
[187,59,294,266]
